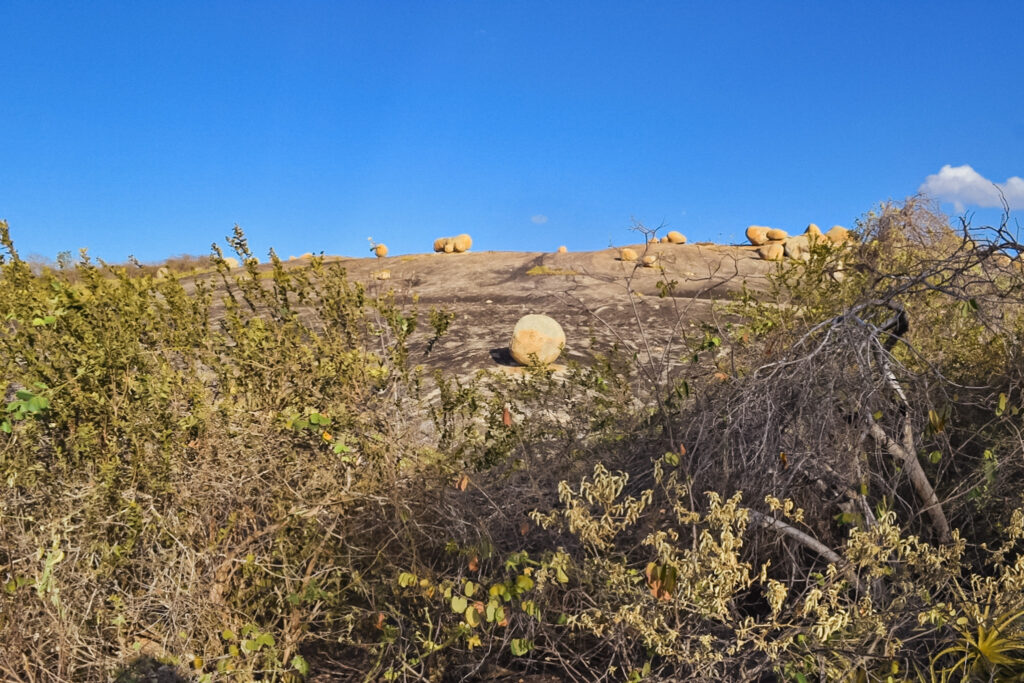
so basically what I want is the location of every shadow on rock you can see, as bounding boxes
[489,346,518,366]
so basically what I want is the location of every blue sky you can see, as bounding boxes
[2,2,1022,262]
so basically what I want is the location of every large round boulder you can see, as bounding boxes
[746,225,770,246]
[666,230,686,244]
[510,314,566,366]
[826,225,851,245]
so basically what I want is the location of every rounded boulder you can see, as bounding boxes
[746,225,770,246]
[784,234,811,260]
[757,243,784,261]
[826,225,850,245]
[510,314,566,366]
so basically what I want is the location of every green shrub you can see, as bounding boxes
[3,200,1024,681]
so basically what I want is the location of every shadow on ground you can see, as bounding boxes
[113,656,187,683]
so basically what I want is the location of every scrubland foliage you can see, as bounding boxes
[3,200,1024,681]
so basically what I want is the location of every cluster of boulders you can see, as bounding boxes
[618,231,686,267]
[433,234,473,253]
[646,231,687,245]
[619,249,662,268]
[747,223,852,261]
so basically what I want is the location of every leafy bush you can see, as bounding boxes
[3,199,1024,681]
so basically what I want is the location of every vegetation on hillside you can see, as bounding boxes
[2,200,1024,681]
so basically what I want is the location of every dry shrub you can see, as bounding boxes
[4,200,1024,681]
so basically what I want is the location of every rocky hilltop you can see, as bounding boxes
[207,241,777,376]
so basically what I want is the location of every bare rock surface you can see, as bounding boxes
[188,243,774,377]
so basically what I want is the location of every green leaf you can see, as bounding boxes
[291,655,310,676]
[997,392,1008,416]
[451,595,468,614]
[520,599,540,619]
[464,580,476,597]
[464,604,481,627]
[510,638,533,656]
[241,638,261,652]
[515,574,534,592]
[26,396,48,413]
[486,600,504,623]
[221,628,236,641]
[663,451,679,467]
[929,450,942,464]
[872,410,883,420]
[397,572,418,588]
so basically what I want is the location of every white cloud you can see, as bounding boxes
[531,214,549,224]
[918,164,1024,212]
